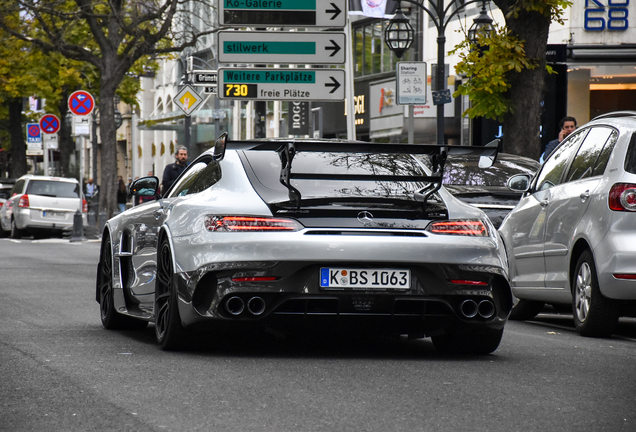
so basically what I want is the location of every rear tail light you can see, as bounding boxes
[426,219,488,236]
[609,183,636,211]
[18,194,30,208]
[82,199,88,213]
[449,279,488,286]
[205,216,302,232]
[613,274,636,280]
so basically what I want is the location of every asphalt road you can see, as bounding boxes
[1,238,635,432]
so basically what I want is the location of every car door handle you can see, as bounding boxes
[540,199,549,207]
[580,190,590,201]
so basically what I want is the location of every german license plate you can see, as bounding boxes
[43,210,65,218]
[320,268,411,290]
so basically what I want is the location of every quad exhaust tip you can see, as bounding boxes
[225,296,266,316]
[247,296,266,316]
[225,296,245,316]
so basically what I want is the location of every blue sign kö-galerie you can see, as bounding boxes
[585,0,629,31]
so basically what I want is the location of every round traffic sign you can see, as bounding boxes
[68,90,95,116]
[39,114,61,134]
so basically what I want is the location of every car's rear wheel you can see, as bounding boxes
[154,237,187,350]
[572,250,619,338]
[98,237,148,330]
[10,218,22,239]
[509,297,544,320]
[432,328,504,355]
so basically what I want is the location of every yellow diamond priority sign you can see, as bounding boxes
[175,85,204,116]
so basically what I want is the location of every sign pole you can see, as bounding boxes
[345,16,355,140]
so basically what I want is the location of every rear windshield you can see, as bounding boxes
[26,180,80,198]
[243,151,430,201]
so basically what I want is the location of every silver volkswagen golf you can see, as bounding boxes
[96,134,512,354]
[500,111,636,337]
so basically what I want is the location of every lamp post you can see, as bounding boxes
[384,0,492,145]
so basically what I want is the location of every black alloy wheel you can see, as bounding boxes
[98,236,148,330]
[154,237,187,350]
[572,250,619,338]
[432,328,504,355]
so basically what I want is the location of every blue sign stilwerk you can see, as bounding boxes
[26,123,41,143]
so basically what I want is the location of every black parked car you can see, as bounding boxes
[420,152,540,228]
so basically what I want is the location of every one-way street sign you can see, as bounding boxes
[218,68,345,101]
[218,31,346,65]
[220,0,347,27]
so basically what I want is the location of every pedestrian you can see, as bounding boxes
[117,176,127,213]
[85,178,96,202]
[541,116,577,163]
[162,145,188,195]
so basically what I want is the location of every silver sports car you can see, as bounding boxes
[96,134,512,354]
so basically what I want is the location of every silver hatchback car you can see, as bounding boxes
[0,175,87,238]
[500,111,636,337]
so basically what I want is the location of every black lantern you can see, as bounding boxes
[384,8,414,59]
[114,110,123,129]
[468,2,494,45]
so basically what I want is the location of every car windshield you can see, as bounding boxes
[26,180,80,198]
[244,151,430,201]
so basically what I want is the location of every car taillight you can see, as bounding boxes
[609,183,636,211]
[82,199,88,213]
[205,216,302,232]
[18,194,30,208]
[426,219,488,236]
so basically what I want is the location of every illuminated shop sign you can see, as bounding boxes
[584,0,629,31]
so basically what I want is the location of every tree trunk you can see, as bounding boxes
[9,97,26,178]
[98,82,119,220]
[58,88,75,178]
[494,1,552,160]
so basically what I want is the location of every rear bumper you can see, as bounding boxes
[595,229,636,300]
[15,208,87,230]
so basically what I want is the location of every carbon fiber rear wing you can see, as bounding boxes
[212,133,499,210]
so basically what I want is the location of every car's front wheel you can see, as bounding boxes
[98,236,148,330]
[10,218,22,239]
[154,237,187,350]
[572,250,619,338]
[509,297,544,320]
[431,328,504,355]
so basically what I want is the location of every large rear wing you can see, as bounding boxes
[212,133,499,210]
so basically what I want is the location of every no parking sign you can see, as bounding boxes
[26,123,41,143]
[68,90,95,116]
[39,114,61,134]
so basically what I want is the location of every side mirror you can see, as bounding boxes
[130,176,160,197]
[213,132,228,161]
[507,174,532,192]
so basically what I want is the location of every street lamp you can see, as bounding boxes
[468,1,495,46]
[384,0,492,145]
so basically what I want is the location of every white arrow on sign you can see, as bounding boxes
[218,68,345,101]
[219,0,347,27]
[218,31,346,65]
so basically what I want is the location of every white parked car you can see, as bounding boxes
[0,175,87,239]
[500,111,636,337]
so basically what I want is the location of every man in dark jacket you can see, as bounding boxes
[541,116,577,163]
[162,145,188,195]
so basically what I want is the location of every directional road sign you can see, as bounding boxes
[191,70,217,86]
[220,0,346,27]
[39,114,61,134]
[218,31,345,65]
[174,85,204,116]
[68,90,95,116]
[218,68,345,101]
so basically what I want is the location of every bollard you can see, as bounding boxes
[70,210,84,242]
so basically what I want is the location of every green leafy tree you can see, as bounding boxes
[453,0,572,159]
[0,0,214,218]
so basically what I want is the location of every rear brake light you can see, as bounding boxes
[231,277,278,282]
[82,199,88,213]
[205,216,302,232]
[449,279,488,286]
[427,219,488,236]
[18,194,30,208]
[613,274,636,280]
[609,183,636,211]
